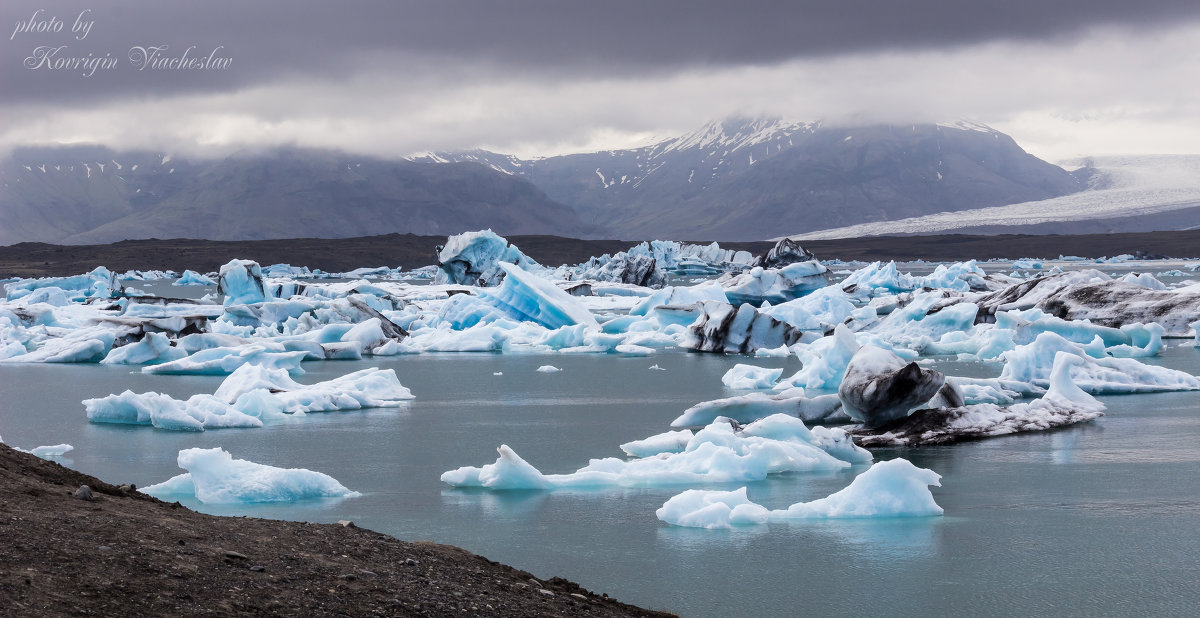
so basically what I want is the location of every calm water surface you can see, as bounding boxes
[3,340,1200,616]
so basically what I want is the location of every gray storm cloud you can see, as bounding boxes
[2,0,1199,159]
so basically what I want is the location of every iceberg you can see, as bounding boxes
[721,364,784,389]
[84,391,263,431]
[217,259,267,306]
[141,447,360,503]
[173,270,216,286]
[570,253,666,289]
[656,458,943,528]
[536,365,562,373]
[434,229,541,286]
[753,238,816,269]
[478,262,599,329]
[442,415,867,490]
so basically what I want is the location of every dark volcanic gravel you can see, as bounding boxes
[0,445,674,617]
[3,230,1199,278]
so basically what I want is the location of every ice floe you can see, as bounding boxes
[656,458,942,528]
[142,447,360,503]
[441,415,870,490]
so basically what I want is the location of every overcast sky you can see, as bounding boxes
[3,0,1198,162]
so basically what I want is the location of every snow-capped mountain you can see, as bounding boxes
[412,117,1084,240]
[0,147,597,245]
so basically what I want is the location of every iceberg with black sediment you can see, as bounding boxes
[853,352,1106,446]
[682,301,804,354]
[656,458,943,528]
[141,447,360,503]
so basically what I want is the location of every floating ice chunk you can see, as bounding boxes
[28,444,73,458]
[143,344,308,375]
[434,229,541,286]
[217,259,267,305]
[620,430,694,457]
[655,487,769,529]
[615,343,654,355]
[722,364,784,389]
[226,366,414,414]
[536,365,561,373]
[100,332,187,365]
[84,391,262,431]
[649,364,666,371]
[657,458,942,528]
[999,332,1199,393]
[493,371,503,376]
[440,445,553,490]
[754,344,792,357]
[142,447,360,503]
[774,458,943,519]
[173,270,217,286]
[673,392,846,427]
[442,415,857,490]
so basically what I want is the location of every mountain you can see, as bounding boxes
[0,146,598,246]
[413,118,1085,240]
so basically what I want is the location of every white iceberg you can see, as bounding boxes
[656,458,943,528]
[173,270,217,286]
[721,364,784,390]
[441,415,869,490]
[100,332,187,365]
[141,447,360,503]
[217,259,267,306]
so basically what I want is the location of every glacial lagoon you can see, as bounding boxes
[4,342,1200,616]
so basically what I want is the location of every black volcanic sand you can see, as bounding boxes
[0,445,673,617]
[2,230,1199,278]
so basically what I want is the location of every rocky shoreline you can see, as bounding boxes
[0,445,674,617]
